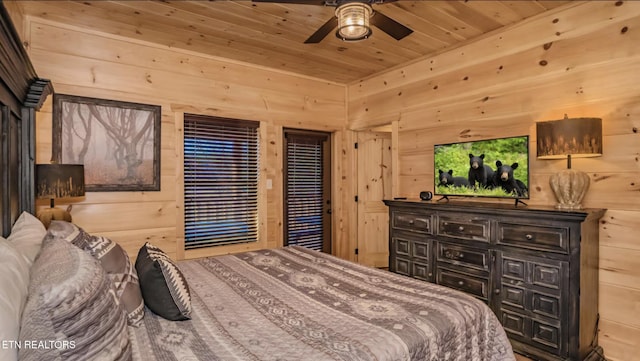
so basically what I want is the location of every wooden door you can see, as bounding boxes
[283,129,332,253]
[356,131,392,267]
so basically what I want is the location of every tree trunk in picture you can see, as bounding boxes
[62,102,92,164]
[87,104,153,183]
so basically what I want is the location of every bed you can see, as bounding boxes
[2,213,515,361]
[128,246,515,361]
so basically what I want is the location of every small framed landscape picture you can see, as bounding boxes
[52,94,161,192]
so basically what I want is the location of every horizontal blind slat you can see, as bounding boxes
[184,114,259,249]
[285,134,325,252]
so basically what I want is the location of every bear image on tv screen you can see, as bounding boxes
[438,169,470,188]
[495,160,528,197]
[468,154,495,189]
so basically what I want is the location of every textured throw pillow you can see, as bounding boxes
[47,221,145,327]
[135,242,191,321]
[7,211,47,266]
[19,234,131,361]
[0,237,31,361]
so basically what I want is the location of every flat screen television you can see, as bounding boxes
[434,135,530,202]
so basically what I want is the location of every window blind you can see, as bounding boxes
[183,115,259,249]
[284,133,327,251]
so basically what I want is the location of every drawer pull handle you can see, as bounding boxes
[457,280,464,286]
[458,226,465,231]
[408,220,415,225]
[525,234,533,240]
[494,289,501,295]
[428,272,433,277]
[458,253,464,259]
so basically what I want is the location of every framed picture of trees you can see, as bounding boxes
[52,94,161,192]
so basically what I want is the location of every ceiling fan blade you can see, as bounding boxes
[304,16,338,44]
[251,0,326,4]
[370,11,413,41]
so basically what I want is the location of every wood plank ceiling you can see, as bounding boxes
[17,0,572,84]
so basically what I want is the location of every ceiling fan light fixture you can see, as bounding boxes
[335,2,372,41]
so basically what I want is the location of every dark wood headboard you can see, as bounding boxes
[0,2,52,237]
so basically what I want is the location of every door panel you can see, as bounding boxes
[357,131,391,267]
[284,129,331,253]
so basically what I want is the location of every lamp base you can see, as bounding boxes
[549,169,591,209]
[36,207,72,229]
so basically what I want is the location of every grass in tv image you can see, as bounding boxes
[434,136,529,198]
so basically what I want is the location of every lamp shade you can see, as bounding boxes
[36,164,85,199]
[536,116,602,210]
[335,2,372,41]
[536,117,602,159]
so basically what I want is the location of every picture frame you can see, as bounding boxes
[52,94,161,192]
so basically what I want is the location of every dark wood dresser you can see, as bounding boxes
[383,200,606,361]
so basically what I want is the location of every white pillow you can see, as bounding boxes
[0,237,31,361]
[7,212,47,266]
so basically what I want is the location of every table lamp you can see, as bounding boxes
[536,115,602,209]
[35,164,85,228]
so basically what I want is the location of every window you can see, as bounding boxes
[183,114,259,249]
[284,129,331,253]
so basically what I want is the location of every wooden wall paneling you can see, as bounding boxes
[23,14,349,259]
[599,283,640,330]
[331,129,357,262]
[599,246,640,289]
[25,22,345,125]
[174,111,185,260]
[99,227,177,262]
[258,124,269,253]
[599,210,640,250]
[24,15,346,261]
[349,1,636,100]
[599,319,640,361]
[391,120,399,198]
[348,3,639,129]
[353,53,640,132]
[266,123,284,249]
[26,21,346,103]
[346,3,640,358]
[28,50,342,124]
[70,201,176,233]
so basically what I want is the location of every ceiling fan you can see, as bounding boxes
[252,0,413,43]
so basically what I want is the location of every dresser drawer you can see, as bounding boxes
[390,257,433,282]
[437,215,490,242]
[498,222,569,254]
[411,239,431,261]
[532,262,562,290]
[531,318,562,355]
[412,261,433,282]
[392,237,410,257]
[532,291,560,319]
[436,268,488,299]
[392,234,432,260]
[392,257,410,276]
[392,211,432,233]
[500,311,563,357]
[437,243,489,271]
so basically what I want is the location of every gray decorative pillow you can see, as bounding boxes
[19,234,131,361]
[47,221,145,327]
[135,242,191,321]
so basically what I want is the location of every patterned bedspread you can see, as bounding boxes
[129,246,515,361]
